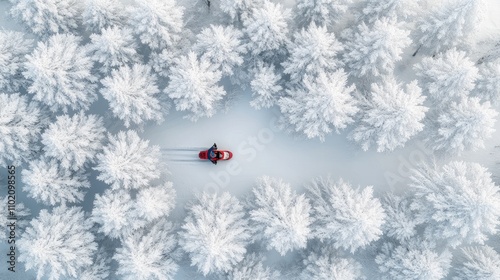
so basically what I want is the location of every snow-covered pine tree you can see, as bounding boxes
[359,0,421,23]
[149,48,182,78]
[307,177,385,252]
[92,189,145,239]
[249,176,312,256]
[18,205,97,280]
[219,0,263,20]
[250,62,282,110]
[127,0,184,50]
[94,130,160,190]
[349,79,428,152]
[375,239,452,280]
[100,64,163,127]
[0,196,31,240]
[41,113,106,170]
[89,27,140,74]
[415,0,485,55]
[425,97,497,155]
[301,244,364,280]
[82,0,126,33]
[344,17,411,77]
[415,48,478,106]
[194,24,246,75]
[282,23,343,84]
[24,34,97,112]
[78,248,110,280]
[410,161,500,247]
[0,93,45,166]
[114,219,178,280]
[0,30,33,92]
[136,182,176,223]
[473,62,500,104]
[278,70,358,141]
[382,194,422,242]
[165,52,225,121]
[242,0,290,57]
[21,157,90,206]
[180,192,250,276]
[454,246,500,280]
[227,253,281,279]
[295,0,352,28]
[9,0,82,36]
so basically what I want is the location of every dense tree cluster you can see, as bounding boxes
[5,0,500,279]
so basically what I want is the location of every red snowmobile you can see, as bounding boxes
[199,143,233,164]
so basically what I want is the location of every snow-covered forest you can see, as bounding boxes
[1,0,500,279]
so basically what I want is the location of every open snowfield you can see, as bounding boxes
[1,0,500,279]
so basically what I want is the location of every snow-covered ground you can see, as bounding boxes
[1,0,500,279]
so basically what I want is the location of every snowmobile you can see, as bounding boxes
[199,144,233,164]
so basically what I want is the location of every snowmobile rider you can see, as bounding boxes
[208,143,220,165]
